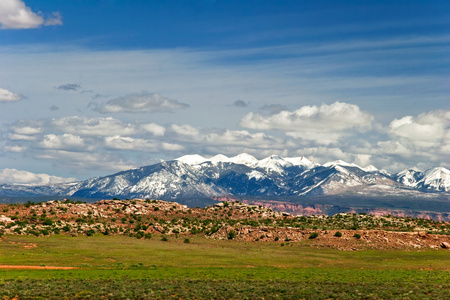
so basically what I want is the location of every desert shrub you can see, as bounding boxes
[190,228,200,235]
[274,236,279,241]
[184,238,190,244]
[353,233,361,239]
[40,229,49,236]
[161,236,168,242]
[27,230,39,237]
[309,232,319,239]
[227,230,236,240]
[85,229,96,236]
[42,218,53,226]
[334,231,342,237]
[144,233,152,239]
[135,231,144,239]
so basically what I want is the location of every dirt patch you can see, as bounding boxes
[0,265,76,270]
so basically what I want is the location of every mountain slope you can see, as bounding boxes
[1,154,449,203]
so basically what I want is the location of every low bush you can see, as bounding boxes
[227,230,236,240]
[309,232,319,239]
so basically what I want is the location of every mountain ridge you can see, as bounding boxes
[1,154,449,202]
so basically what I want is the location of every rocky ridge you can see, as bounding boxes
[1,199,449,251]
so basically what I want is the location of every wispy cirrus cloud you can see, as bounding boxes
[0,0,62,29]
[94,92,189,113]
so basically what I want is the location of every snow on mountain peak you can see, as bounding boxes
[209,154,230,164]
[363,165,378,172]
[421,167,450,191]
[175,154,207,165]
[323,160,360,168]
[257,155,292,173]
[229,153,259,167]
[284,156,316,169]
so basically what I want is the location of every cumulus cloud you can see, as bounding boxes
[3,145,27,153]
[388,110,449,148]
[171,124,200,137]
[94,92,189,113]
[51,116,137,136]
[56,83,81,91]
[9,120,44,141]
[0,88,23,102]
[240,101,373,144]
[0,0,62,29]
[37,134,86,151]
[142,123,166,136]
[365,110,450,169]
[104,136,183,152]
[171,124,285,149]
[35,150,135,173]
[233,99,248,107]
[0,168,76,185]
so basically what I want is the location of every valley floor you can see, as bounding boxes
[1,235,450,299]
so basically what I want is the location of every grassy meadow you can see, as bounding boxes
[1,234,450,299]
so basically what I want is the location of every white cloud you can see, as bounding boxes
[8,133,38,141]
[104,135,183,152]
[95,92,189,113]
[171,124,200,137]
[0,88,23,102]
[171,125,286,149]
[0,0,62,29]
[11,123,43,135]
[52,116,137,136]
[388,110,449,148]
[43,12,62,26]
[35,150,135,173]
[0,168,76,185]
[240,101,373,144]
[37,134,86,151]
[162,142,184,151]
[142,123,166,136]
[3,145,26,152]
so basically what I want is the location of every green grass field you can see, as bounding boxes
[1,235,450,299]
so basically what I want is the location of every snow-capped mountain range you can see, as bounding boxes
[1,153,449,202]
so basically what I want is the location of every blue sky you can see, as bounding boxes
[0,0,449,184]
